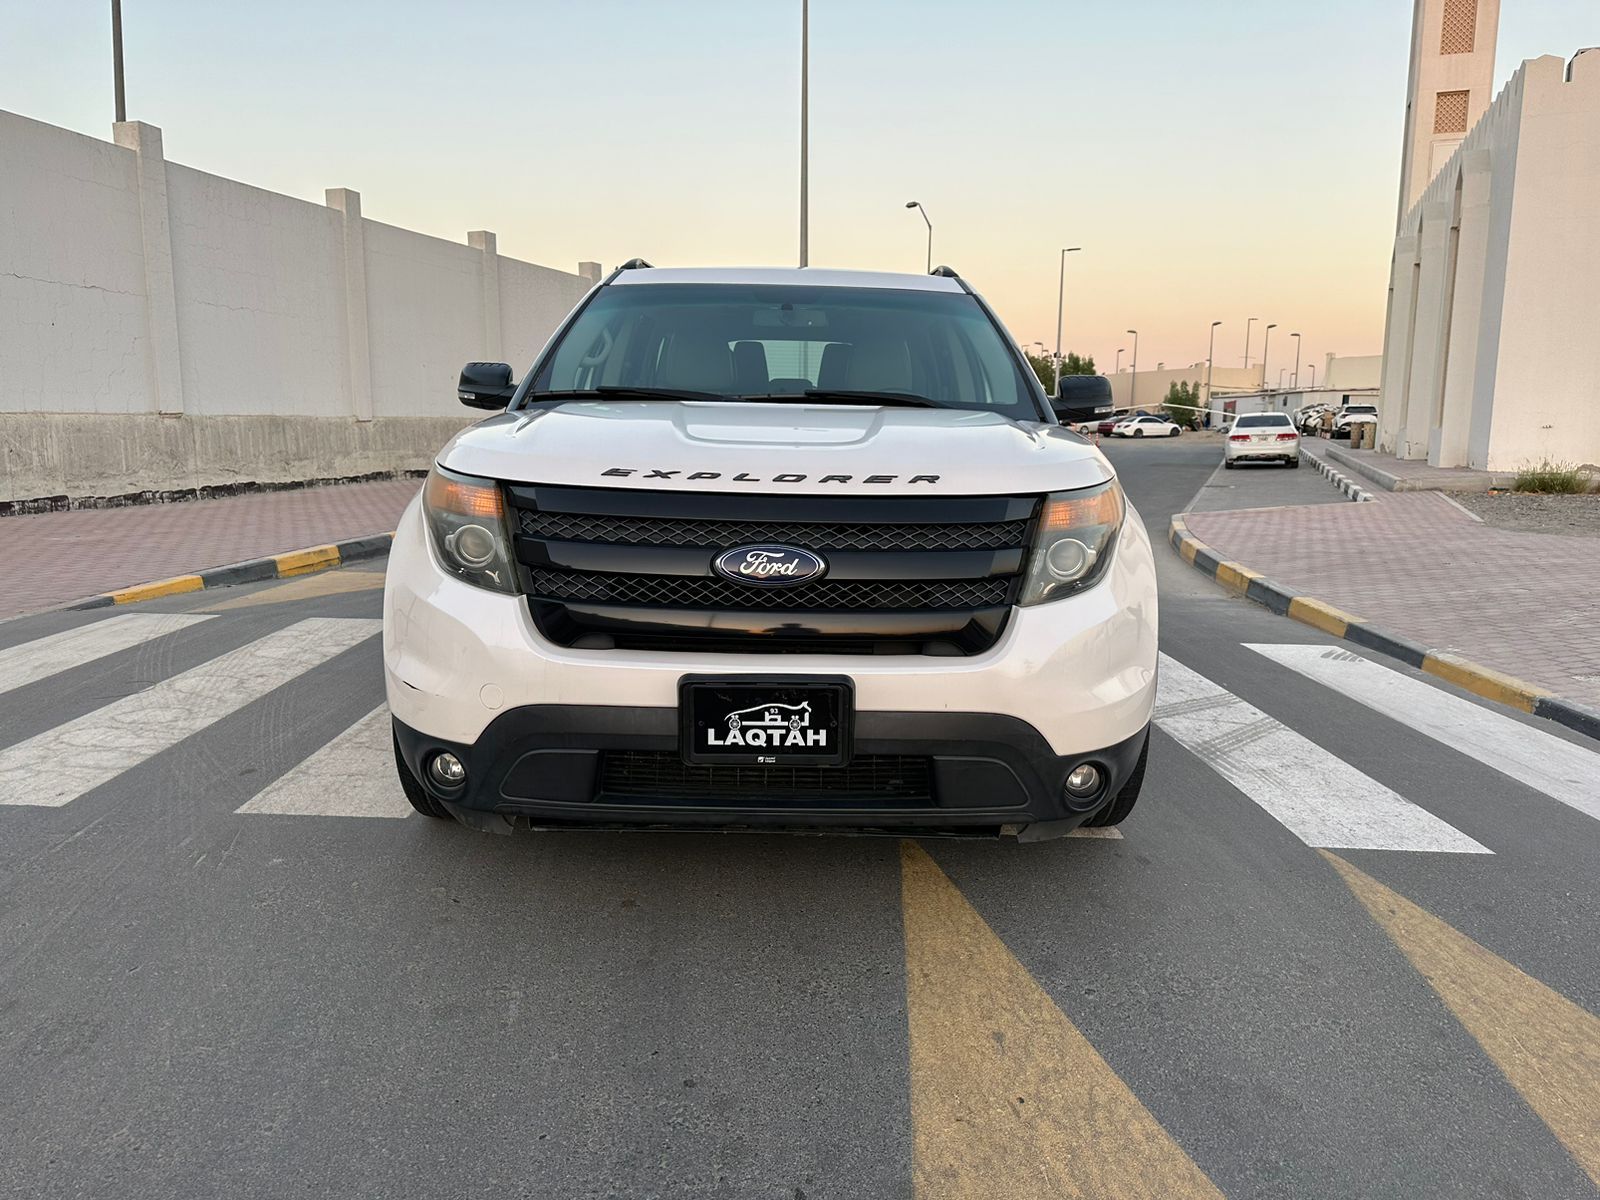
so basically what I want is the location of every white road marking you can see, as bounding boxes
[1156,653,1490,853]
[1249,643,1600,824]
[0,618,380,808]
[237,706,411,818]
[0,614,214,698]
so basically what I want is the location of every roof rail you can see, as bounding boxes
[930,265,961,279]
[617,257,655,271]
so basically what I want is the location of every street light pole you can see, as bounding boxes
[798,0,808,267]
[1290,332,1302,388]
[1054,247,1081,398]
[112,0,126,123]
[1308,363,1318,388]
[1126,330,1139,411]
[1262,323,1277,389]
[905,202,932,274]
[1205,320,1222,424]
[1244,317,1257,367]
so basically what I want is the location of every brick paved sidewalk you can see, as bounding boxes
[0,479,420,619]
[1184,491,1600,710]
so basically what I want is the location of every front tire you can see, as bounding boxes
[1083,731,1148,827]
[394,734,452,819]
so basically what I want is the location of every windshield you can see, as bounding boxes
[528,283,1044,419]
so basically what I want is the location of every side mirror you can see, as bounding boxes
[458,362,516,409]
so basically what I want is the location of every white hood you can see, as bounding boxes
[437,401,1113,496]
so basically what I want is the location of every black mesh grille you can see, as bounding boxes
[528,570,1011,610]
[599,751,933,803]
[519,509,1029,552]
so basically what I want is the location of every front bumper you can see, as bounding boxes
[394,708,1149,840]
[383,491,1159,838]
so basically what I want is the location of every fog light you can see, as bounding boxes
[428,752,466,788]
[1065,764,1101,798]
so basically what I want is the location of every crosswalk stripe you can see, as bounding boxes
[0,617,380,808]
[236,706,411,818]
[1249,643,1600,824]
[0,613,214,699]
[1156,653,1489,853]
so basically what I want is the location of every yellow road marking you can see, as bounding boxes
[1420,652,1548,714]
[274,544,342,577]
[1324,851,1600,1187]
[109,575,205,604]
[1286,596,1360,637]
[900,842,1223,1199]
[202,568,385,611]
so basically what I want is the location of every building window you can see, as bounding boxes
[1440,0,1477,55]
[1434,90,1470,134]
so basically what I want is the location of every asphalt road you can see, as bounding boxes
[2,437,1598,1199]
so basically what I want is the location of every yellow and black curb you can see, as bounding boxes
[1169,514,1600,742]
[62,532,395,612]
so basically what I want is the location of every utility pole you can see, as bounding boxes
[1054,247,1081,399]
[798,0,808,267]
[1205,320,1222,423]
[1126,330,1139,412]
[112,0,126,123]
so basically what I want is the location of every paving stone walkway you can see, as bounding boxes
[0,480,420,619]
[1184,490,1600,710]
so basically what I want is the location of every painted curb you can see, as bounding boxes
[1167,514,1600,742]
[57,532,395,614]
[1303,446,1376,503]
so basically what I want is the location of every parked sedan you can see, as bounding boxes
[1225,412,1300,467]
[1332,403,1379,439]
[1113,415,1182,438]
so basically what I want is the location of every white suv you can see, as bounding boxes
[1225,412,1300,468]
[383,264,1159,841]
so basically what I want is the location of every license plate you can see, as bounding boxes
[680,677,851,765]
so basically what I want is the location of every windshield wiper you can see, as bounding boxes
[529,386,729,403]
[739,389,941,409]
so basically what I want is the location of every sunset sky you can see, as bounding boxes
[3,1,1593,375]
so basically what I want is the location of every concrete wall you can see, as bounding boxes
[1108,362,1262,417]
[1378,53,1600,472]
[0,108,597,504]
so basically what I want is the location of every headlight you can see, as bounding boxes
[1018,480,1124,606]
[422,465,517,594]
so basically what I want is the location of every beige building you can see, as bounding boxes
[1377,49,1600,469]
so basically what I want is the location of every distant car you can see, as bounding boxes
[1112,415,1181,439]
[1225,412,1300,468]
[1332,403,1379,439]
[1295,404,1331,434]
[1095,416,1122,436]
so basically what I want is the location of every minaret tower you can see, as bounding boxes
[1395,0,1501,227]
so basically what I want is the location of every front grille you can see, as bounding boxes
[598,750,933,804]
[528,570,1011,611]
[508,484,1038,655]
[518,510,1030,552]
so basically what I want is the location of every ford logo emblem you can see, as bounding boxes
[712,544,827,587]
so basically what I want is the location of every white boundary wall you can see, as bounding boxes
[0,109,600,504]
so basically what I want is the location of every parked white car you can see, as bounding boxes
[1332,404,1379,439]
[1225,412,1300,468]
[1112,414,1181,439]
